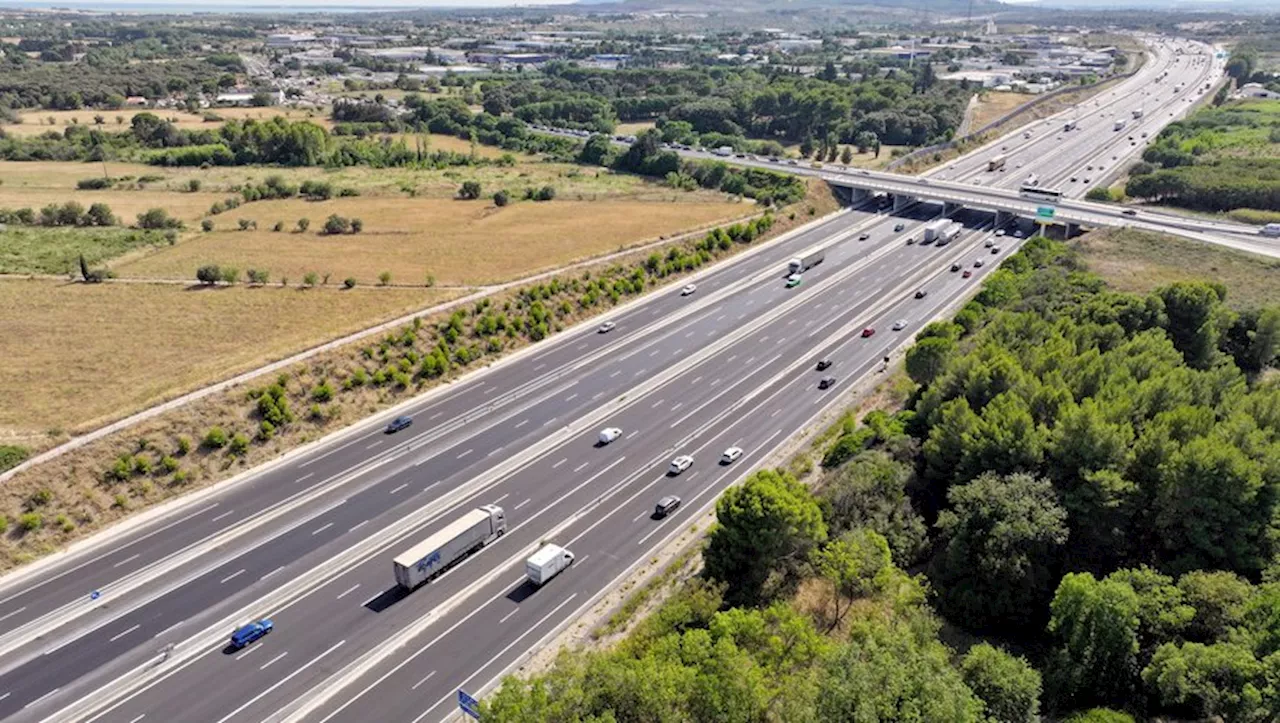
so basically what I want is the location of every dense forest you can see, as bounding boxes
[479,237,1280,722]
[1126,99,1280,214]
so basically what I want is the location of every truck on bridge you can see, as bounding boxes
[393,504,506,590]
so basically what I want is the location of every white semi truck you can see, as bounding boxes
[526,544,575,586]
[923,219,962,244]
[393,505,506,590]
[788,247,826,274]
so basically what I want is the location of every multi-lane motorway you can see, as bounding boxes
[0,34,1243,723]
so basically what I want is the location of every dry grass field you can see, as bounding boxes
[1072,227,1280,311]
[0,279,459,441]
[0,106,329,138]
[0,186,225,225]
[116,196,752,285]
[967,92,1033,132]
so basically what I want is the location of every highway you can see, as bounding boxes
[0,33,1246,723]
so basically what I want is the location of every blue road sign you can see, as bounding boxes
[458,689,480,719]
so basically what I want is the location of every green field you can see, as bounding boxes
[0,226,169,276]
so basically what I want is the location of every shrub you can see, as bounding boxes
[186,179,202,192]
[296,217,310,232]
[300,180,333,200]
[228,433,250,457]
[458,180,483,199]
[203,426,229,449]
[247,268,269,285]
[237,218,255,231]
[344,277,357,289]
[55,514,75,533]
[176,436,192,456]
[338,187,359,197]
[322,214,352,235]
[18,513,42,533]
[77,177,113,190]
[272,221,284,232]
[350,218,363,233]
[311,382,334,402]
[160,455,180,473]
[493,190,510,207]
[112,494,129,509]
[534,185,556,201]
[303,271,319,287]
[136,208,182,230]
[220,267,240,284]
[196,264,221,285]
[201,219,214,232]
[378,271,392,286]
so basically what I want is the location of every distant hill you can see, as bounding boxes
[579,0,1008,12]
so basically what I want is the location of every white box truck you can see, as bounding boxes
[923,219,951,243]
[393,504,506,590]
[1114,119,1127,132]
[714,146,733,157]
[787,247,825,274]
[526,544,574,586]
[935,222,963,246]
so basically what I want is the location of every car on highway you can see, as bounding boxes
[721,446,743,464]
[906,236,917,245]
[681,283,697,296]
[385,416,413,434]
[858,233,870,241]
[985,239,995,248]
[816,358,833,371]
[894,223,905,231]
[1122,209,1139,216]
[598,427,622,445]
[918,179,929,185]
[229,619,273,650]
[1087,165,1094,171]
[668,455,694,476]
[914,289,928,299]
[786,273,803,288]
[1013,229,1024,238]
[859,169,871,176]
[654,496,681,518]
[861,327,876,338]
[818,376,836,390]
[991,246,1001,254]
[951,262,962,272]
[974,259,985,268]
[1070,176,1078,183]
[892,319,908,331]
[598,321,616,333]
[962,269,973,279]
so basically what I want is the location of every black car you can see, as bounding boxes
[385,416,413,433]
[818,376,836,390]
[858,233,870,241]
[950,263,962,272]
[894,223,905,232]
[914,289,928,299]
[1122,209,1138,216]
[816,359,833,371]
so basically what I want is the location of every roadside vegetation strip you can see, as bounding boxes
[0,186,838,571]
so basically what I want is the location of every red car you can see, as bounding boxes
[861,327,876,338]
[962,270,973,279]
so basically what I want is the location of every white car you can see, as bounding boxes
[720,447,743,464]
[892,319,908,331]
[681,284,697,296]
[598,321,616,333]
[598,427,622,445]
[668,455,694,476]
[984,239,995,248]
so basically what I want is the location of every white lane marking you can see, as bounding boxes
[609,370,622,378]
[348,520,369,534]
[542,417,557,427]
[533,363,546,371]
[625,430,638,439]
[671,403,683,412]
[220,569,246,584]
[23,688,59,710]
[759,335,769,343]
[577,555,590,566]
[651,399,665,408]
[127,715,145,723]
[514,419,528,428]
[711,378,722,387]
[648,349,659,357]
[499,608,519,624]
[216,640,346,723]
[513,498,531,511]
[715,314,725,322]
[428,411,443,421]
[0,692,9,702]
[411,670,437,691]
[411,596,579,723]
[108,625,140,642]
[234,645,260,661]
[456,449,473,459]
[573,462,589,473]
[112,554,140,569]
[592,392,604,401]
[565,393,578,402]
[261,566,284,581]
[211,510,236,523]
[423,481,441,494]
[577,342,588,350]
[632,511,649,523]
[486,446,505,458]
[311,523,334,536]
[690,376,702,385]
[727,355,737,363]
[259,652,288,671]
[633,368,646,376]
[365,441,383,451]
[552,458,567,469]
[336,584,361,600]
[493,493,510,504]
[295,473,315,484]
[0,606,28,623]
[390,484,408,495]
[672,348,683,356]
[151,620,184,639]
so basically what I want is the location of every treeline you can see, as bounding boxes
[481,62,969,148]
[592,129,807,206]
[1127,100,1280,212]
[0,201,116,227]
[0,48,242,109]
[478,236,1280,722]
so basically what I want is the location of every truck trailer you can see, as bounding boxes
[525,544,575,586]
[933,222,963,246]
[787,248,826,274]
[923,219,951,243]
[393,504,506,590]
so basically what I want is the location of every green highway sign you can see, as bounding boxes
[1037,206,1056,220]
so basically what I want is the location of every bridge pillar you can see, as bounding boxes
[994,210,1016,228]
[943,201,964,216]
[1064,222,1081,238]
[892,194,915,212]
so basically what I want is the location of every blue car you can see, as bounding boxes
[229,619,273,649]
[385,416,413,434]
